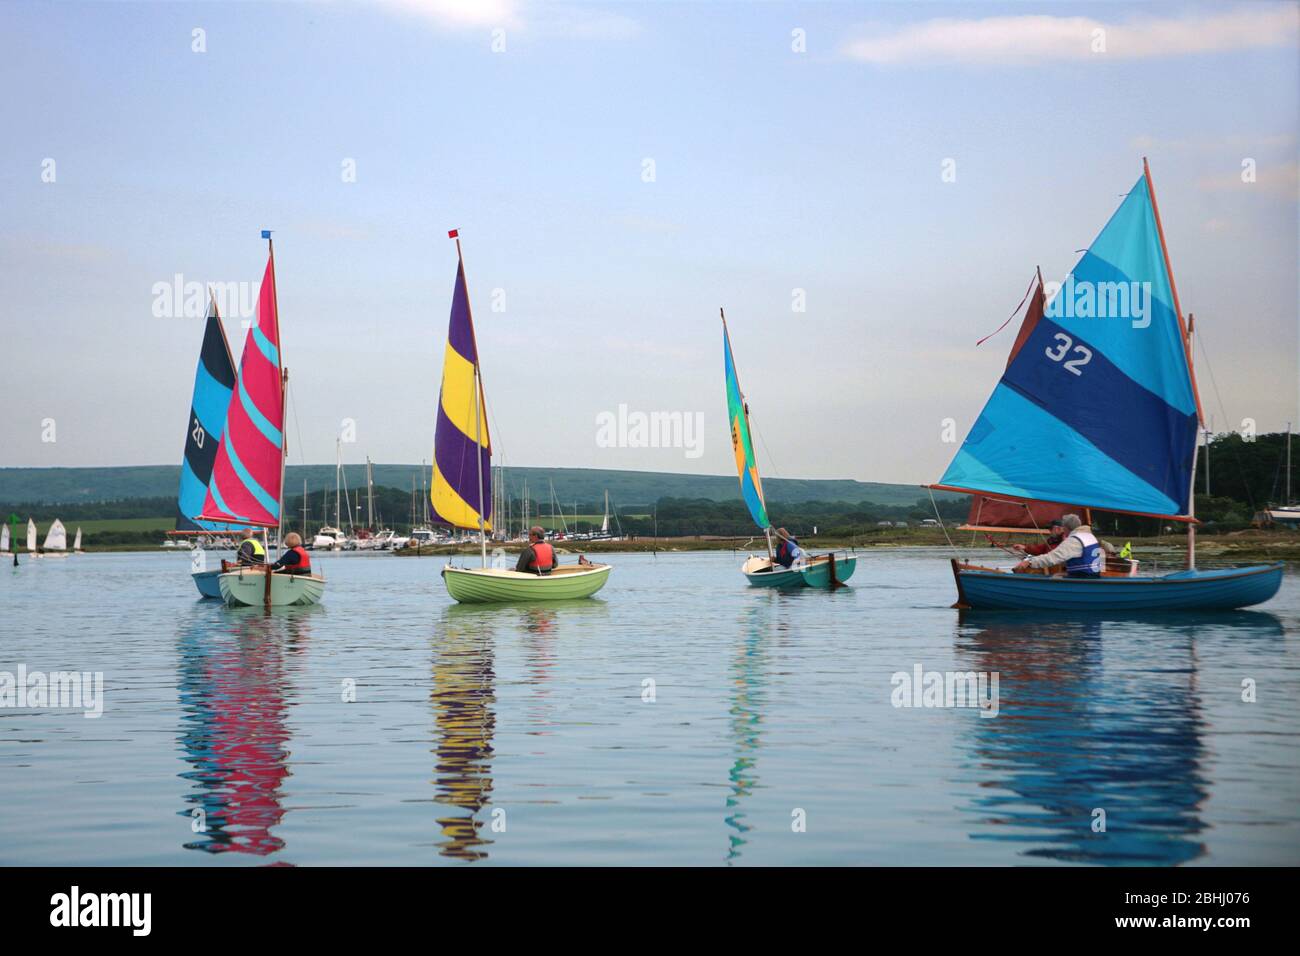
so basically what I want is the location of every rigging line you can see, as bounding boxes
[753,423,782,480]
[975,271,1038,348]
[930,486,961,561]
[1195,328,1257,510]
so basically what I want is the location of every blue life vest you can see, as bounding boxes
[1065,530,1103,577]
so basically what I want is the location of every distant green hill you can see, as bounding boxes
[0,464,947,509]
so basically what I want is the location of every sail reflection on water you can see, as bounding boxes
[176,607,313,856]
[955,611,1283,864]
[430,608,497,861]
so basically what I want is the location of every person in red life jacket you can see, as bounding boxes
[271,532,312,575]
[1012,519,1067,557]
[516,526,558,575]
[773,528,805,569]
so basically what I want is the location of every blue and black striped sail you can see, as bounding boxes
[177,299,240,531]
[939,171,1200,519]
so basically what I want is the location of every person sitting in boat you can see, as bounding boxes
[1013,514,1103,577]
[270,532,312,575]
[773,528,804,569]
[1012,519,1067,556]
[516,526,557,575]
[236,535,266,566]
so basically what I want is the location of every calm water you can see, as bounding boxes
[1,548,1297,866]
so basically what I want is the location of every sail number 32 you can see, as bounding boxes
[1045,333,1092,376]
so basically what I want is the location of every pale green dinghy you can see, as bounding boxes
[723,310,855,589]
[433,231,612,603]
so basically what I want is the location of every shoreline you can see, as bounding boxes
[50,530,1300,562]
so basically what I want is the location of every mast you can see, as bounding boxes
[1145,160,1202,570]
[366,457,374,529]
[722,307,774,562]
[334,438,341,529]
[1204,415,1211,496]
[1288,423,1293,505]
[302,479,308,538]
[1187,314,1198,570]
[452,231,489,568]
[264,232,287,552]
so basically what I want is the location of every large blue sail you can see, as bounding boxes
[177,297,239,531]
[938,167,1200,518]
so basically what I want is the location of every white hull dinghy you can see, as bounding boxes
[217,565,326,607]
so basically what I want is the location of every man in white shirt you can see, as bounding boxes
[1013,514,1112,577]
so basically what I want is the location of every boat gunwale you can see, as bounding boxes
[953,560,1284,587]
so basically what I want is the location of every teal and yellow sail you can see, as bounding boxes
[723,312,770,531]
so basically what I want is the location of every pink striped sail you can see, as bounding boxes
[199,249,284,527]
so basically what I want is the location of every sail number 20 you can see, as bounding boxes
[1045,333,1092,376]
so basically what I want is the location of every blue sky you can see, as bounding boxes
[1,0,1296,484]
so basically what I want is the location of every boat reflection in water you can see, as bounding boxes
[176,605,315,856]
[430,606,498,861]
[955,610,1284,864]
[723,605,771,863]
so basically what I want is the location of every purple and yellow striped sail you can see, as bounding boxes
[937,164,1201,520]
[430,258,492,531]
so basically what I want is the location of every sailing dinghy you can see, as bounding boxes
[434,231,611,603]
[198,233,326,607]
[723,310,855,589]
[932,160,1281,611]
[26,519,37,557]
[42,519,70,558]
[73,527,83,554]
[1,524,10,555]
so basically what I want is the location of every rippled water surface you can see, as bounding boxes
[2,548,1297,865]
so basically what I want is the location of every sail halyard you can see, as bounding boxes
[935,163,1201,523]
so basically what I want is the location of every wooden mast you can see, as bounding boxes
[1144,158,1201,570]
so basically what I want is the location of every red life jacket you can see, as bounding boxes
[288,545,311,573]
[529,541,555,573]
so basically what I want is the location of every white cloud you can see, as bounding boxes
[842,6,1299,65]
[372,1,639,38]
[376,0,522,31]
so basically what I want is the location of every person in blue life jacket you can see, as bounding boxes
[1013,514,1113,577]
[773,528,805,569]
[271,532,312,576]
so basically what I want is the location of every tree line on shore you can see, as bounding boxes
[4,433,1292,545]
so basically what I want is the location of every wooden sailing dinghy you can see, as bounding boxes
[931,160,1281,611]
[434,231,611,603]
[198,233,325,607]
[724,311,855,589]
